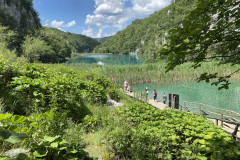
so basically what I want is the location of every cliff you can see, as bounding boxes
[0,0,41,34]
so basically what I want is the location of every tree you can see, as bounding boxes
[160,0,240,89]
[22,35,52,63]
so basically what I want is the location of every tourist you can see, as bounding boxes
[112,78,115,84]
[124,80,128,92]
[162,93,167,104]
[145,87,149,96]
[153,89,157,102]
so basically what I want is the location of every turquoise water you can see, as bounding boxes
[132,82,240,116]
[69,54,143,65]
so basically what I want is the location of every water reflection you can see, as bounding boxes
[68,54,143,65]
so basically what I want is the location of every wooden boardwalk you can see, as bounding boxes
[124,90,240,140]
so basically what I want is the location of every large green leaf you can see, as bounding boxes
[10,115,28,124]
[43,135,60,143]
[6,132,27,144]
[33,149,48,158]
[0,129,27,144]
[0,114,12,121]
[0,129,11,140]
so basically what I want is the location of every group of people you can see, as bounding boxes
[145,87,167,104]
[122,80,167,104]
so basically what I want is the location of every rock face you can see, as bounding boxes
[0,0,41,33]
[3,148,30,159]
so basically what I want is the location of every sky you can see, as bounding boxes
[33,0,171,38]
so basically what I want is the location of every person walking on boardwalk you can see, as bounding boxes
[162,93,167,104]
[145,87,149,96]
[153,89,157,102]
[124,80,128,92]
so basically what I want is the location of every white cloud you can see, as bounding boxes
[66,20,76,27]
[51,20,76,29]
[82,28,94,37]
[83,0,171,38]
[51,20,65,28]
[96,29,103,38]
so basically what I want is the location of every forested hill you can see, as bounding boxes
[95,36,112,43]
[46,27,100,53]
[0,0,41,35]
[93,0,198,57]
[0,0,101,63]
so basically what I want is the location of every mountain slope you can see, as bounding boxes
[46,27,100,53]
[93,0,198,57]
[95,36,112,43]
[0,0,41,34]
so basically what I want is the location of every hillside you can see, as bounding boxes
[0,0,41,34]
[46,27,100,53]
[93,0,198,57]
[0,0,100,63]
[95,36,112,43]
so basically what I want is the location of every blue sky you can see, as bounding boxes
[33,0,171,38]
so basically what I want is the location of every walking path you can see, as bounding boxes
[124,90,240,140]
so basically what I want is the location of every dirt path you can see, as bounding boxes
[124,90,240,140]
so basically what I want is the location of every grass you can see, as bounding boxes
[82,130,109,159]
[109,61,240,87]
[63,61,240,88]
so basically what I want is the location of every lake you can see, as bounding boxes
[131,81,240,116]
[69,54,143,65]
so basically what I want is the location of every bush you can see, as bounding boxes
[106,103,240,160]
[0,59,109,120]
[0,111,92,160]
[107,87,121,102]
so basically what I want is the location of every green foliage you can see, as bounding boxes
[81,115,101,132]
[94,0,198,56]
[45,27,100,53]
[0,111,92,160]
[32,135,91,160]
[160,0,240,89]
[106,103,240,159]
[38,28,72,63]
[0,0,41,35]
[95,36,112,43]
[107,87,121,102]
[22,35,52,63]
[0,56,110,121]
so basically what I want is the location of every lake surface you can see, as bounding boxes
[69,54,143,65]
[132,82,240,116]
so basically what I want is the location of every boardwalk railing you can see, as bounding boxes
[182,101,240,139]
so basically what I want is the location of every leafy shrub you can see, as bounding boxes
[106,103,240,160]
[107,87,121,102]
[81,115,101,132]
[32,135,91,160]
[0,60,108,120]
[0,111,91,160]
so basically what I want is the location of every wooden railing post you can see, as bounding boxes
[221,113,223,127]
[216,119,218,126]
[198,103,201,115]
[232,125,239,140]
[230,111,233,122]
[183,102,186,111]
